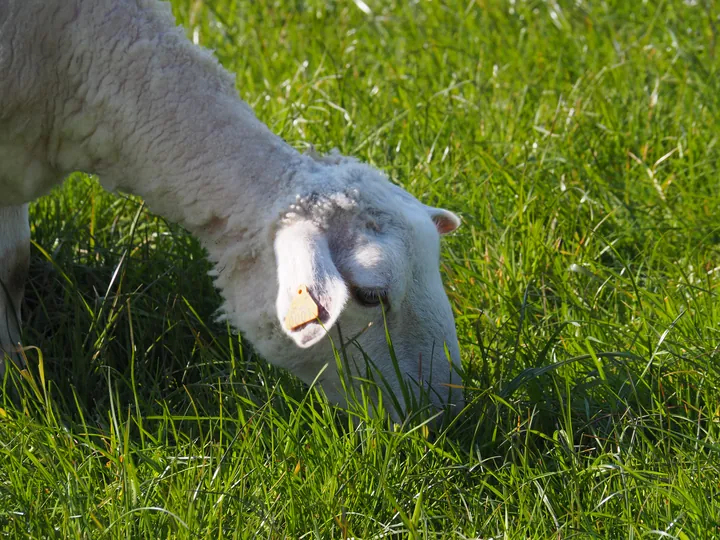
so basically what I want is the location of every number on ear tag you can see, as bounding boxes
[284,284,319,331]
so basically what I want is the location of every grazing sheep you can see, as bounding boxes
[0,0,463,416]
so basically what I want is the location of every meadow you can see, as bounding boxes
[2,0,720,537]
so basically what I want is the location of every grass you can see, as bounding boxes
[2,0,720,537]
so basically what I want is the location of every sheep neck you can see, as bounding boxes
[52,1,314,264]
[99,101,309,266]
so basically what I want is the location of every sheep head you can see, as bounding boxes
[270,156,463,419]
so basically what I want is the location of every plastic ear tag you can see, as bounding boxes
[284,285,319,331]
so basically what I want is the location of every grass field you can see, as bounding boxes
[2,0,720,537]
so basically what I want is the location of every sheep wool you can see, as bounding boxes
[0,0,464,418]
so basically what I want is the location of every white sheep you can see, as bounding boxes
[0,0,463,417]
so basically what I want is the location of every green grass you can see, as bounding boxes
[2,0,720,537]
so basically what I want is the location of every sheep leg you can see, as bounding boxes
[0,205,30,377]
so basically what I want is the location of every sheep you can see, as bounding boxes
[0,0,463,417]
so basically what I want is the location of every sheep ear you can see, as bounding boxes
[427,207,461,235]
[274,221,349,348]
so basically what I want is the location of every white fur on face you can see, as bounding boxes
[271,161,462,416]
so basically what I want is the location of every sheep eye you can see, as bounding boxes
[353,287,389,308]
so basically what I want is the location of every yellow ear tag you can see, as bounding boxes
[284,284,319,331]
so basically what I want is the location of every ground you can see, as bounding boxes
[1,0,719,537]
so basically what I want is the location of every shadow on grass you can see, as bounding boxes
[6,250,706,463]
[3,233,719,507]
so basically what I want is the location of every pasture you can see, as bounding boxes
[2,0,720,537]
